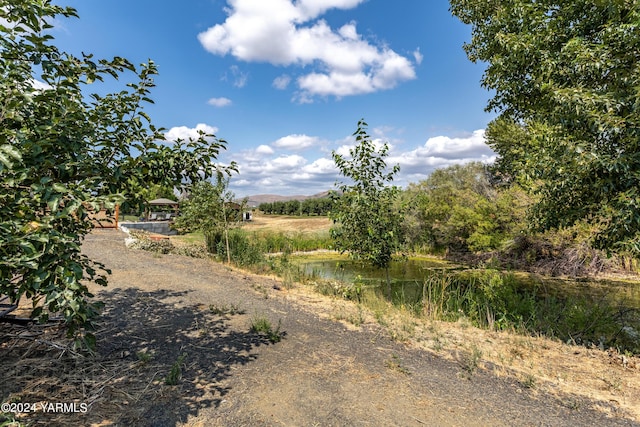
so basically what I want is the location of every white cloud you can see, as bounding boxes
[333,136,391,158]
[388,130,496,181]
[228,129,496,197]
[272,74,291,90]
[198,0,417,100]
[207,97,232,107]
[301,157,336,175]
[232,148,339,195]
[255,144,275,155]
[272,154,307,170]
[221,65,248,88]
[419,129,489,159]
[296,0,365,20]
[31,79,52,91]
[334,143,354,158]
[232,178,252,187]
[338,22,358,40]
[373,125,395,137]
[164,123,219,142]
[413,48,423,65]
[272,134,320,150]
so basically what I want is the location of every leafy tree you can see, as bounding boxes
[450,0,640,254]
[303,197,332,216]
[120,183,176,217]
[173,177,244,262]
[403,162,527,253]
[284,200,301,215]
[0,1,232,347]
[139,183,177,204]
[330,120,404,289]
[258,202,273,214]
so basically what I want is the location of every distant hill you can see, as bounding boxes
[244,191,330,208]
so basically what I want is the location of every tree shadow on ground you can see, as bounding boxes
[1,287,282,426]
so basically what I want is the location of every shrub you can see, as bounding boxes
[127,230,175,254]
[215,229,264,266]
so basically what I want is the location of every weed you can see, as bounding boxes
[390,330,409,342]
[374,310,387,326]
[165,353,187,386]
[172,243,208,258]
[277,261,301,290]
[460,345,482,377]
[564,398,581,410]
[509,346,525,359]
[251,229,332,253]
[385,354,411,375]
[250,315,272,334]
[0,411,24,427]
[136,350,153,364]
[250,316,284,343]
[401,319,416,335]
[521,373,537,389]
[334,306,365,327]
[601,375,622,392]
[432,335,444,352]
[251,283,269,299]
[212,229,265,266]
[209,303,245,316]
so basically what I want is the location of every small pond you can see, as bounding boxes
[299,255,450,282]
[291,253,640,352]
[293,253,640,310]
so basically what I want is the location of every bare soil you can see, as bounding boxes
[1,229,639,426]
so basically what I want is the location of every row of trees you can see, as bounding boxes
[258,198,332,216]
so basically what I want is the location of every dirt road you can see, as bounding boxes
[2,229,638,426]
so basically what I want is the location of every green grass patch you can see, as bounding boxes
[165,353,187,386]
[250,315,284,343]
[294,264,640,354]
[171,231,205,245]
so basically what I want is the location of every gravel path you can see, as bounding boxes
[63,230,640,425]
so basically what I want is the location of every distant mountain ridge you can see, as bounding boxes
[243,191,330,207]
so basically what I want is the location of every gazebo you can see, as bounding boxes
[146,198,179,221]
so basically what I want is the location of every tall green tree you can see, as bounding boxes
[330,120,404,288]
[403,162,529,253]
[0,1,232,346]
[450,0,640,254]
[173,177,244,262]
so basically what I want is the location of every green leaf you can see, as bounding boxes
[0,0,234,347]
[52,183,68,193]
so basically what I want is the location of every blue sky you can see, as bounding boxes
[52,0,496,197]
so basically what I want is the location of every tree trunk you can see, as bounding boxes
[386,267,391,300]
[224,228,230,264]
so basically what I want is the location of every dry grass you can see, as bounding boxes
[418,320,640,419]
[274,279,640,421]
[0,285,277,426]
[166,215,640,421]
[6,217,637,424]
[243,212,331,235]
[237,215,640,420]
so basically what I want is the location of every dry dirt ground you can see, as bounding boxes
[1,229,639,426]
[242,213,332,235]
